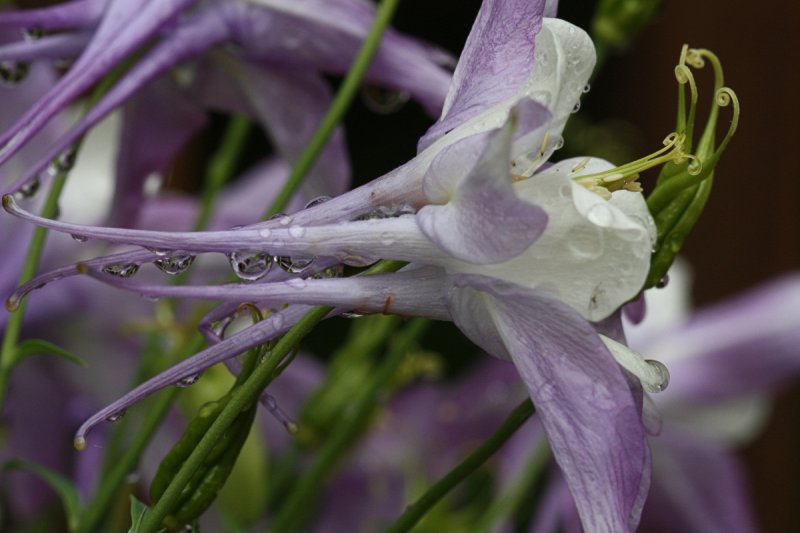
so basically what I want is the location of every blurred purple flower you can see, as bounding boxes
[4,1,663,530]
[0,0,453,225]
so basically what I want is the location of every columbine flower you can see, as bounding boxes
[0,0,453,225]
[4,1,670,530]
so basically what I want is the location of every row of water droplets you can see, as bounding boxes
[0,27,47,86]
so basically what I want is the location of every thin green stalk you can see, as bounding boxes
[263,0,400,218]
[193,116,250,232]
[272,317,430,532]
[473,437,551,533]
[0,53,143,410]
[0,171,69,412]
[386,398,536,533]
[139,262,403,532]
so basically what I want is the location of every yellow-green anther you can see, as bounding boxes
[644,46,739,289]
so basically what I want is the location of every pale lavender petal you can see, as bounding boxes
[648,275,800,404]
[0,0,197,183]
[4,197,453,265]
[83,265,451,320]
[418,109,547,263]
[418,0,545,150]
[0,32,91,62]
[110,78,208,227]
[623,295,647,325]
[6,4,227,195]
[227,0,452,116]
[0,0,106,30]
[5,248,156,311]
[74,304,312,445]
[448,274,649,532]
[643,429,758,533]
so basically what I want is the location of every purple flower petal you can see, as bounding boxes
[0,0,197,189]
[647,274,800,404]
[447,274,650,532]
[82,265,450,320]
[111,78,207,227]
[418,104,548,264]
[227,0,452,117]
[0,0,106,31]
[643,428,758,533]
[418,0,546,150]
[206,57,351,199]
[0,32,91,62]
[74,303,313,445]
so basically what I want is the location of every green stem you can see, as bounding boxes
[263,0,400,218]
[473,436,550,533]
[140,261,404,532]
[78,389,178,533]
[0,171,69,413]
[386,398,536,533]
[193,116,250,232]
[0,52,143,411]
[272,317,430,532]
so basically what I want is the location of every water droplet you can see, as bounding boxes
[228,250,272,281]
[288,225,306,238]
[313,265,344,279]
[210,316,234,338]
[572,100,581,113]
[655,275,669,289]
[644,359,670,393]
[558,184,573,198]
[341,255,378,267]
[380,232,395,246]
[304,196,331,209]
[553,136,565,150]
[23,27,46,40]
[106,410,127,423]
[0,61,30,85]
[276,256,314,273]
[586,203,614,227]
[279,216,292,226]
[146,247,171,257]
[285,277,307,290]
[567,234,604,260]
[48,145,78,177]
[341,311,364,319]
[668,234,683,253]
[18,177,40,199]
[361,85,411,114]
[71,234,89,243]
[154,253,195,275]
[101,263,140,278]
[583,83,591,93]
[176,373,201,388]
[272,313,285,330]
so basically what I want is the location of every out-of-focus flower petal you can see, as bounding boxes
[643,429,758,533]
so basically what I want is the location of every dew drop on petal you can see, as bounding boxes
[277,256,314,273]
[380,232,395,246]
[175,373,202,388]
[18,177,40,199]
[644,359,670,393]
[656,275,669,289]
[361,85,410,114]
[154,253,195,275]
[586,203,614,227]
[285,277,307,290]
[341,311,364,319]
[583,83,591,93]
[572,100,581,113]
[102,263,140,279]
[71,234,89,243]
[0,61,30,85]
[106,410,127,423]
[304,196,331,209]
[288,225,306,239]
[228,251,272,281]
[279,216,292,226]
